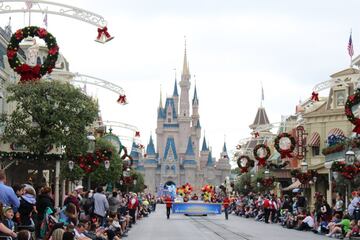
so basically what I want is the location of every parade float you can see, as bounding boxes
[171,183,222,215]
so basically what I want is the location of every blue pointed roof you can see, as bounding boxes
[185,136,195,156]
[173,79,179,97]
[130,141,139,158]
[146,135,156,156]
[164,98,177,119]
[201,137,208,152]
[196,119,201,128]
[163,137,178,160]
[206,151,213,166]
[222,142,228,153]
[157,107,165,119]
[192,85,199,105]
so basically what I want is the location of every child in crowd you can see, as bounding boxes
[2,206,15,233]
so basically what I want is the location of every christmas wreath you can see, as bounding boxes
[236,155,254,173]
[274,132,296,159]
[345,90,360,134]
[260,177,275,187]
[290,169,318,184]
[7,26,59,82]
[253,144,271,167]
[77,149,112,173]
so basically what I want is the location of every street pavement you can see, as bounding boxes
[126,204,329,240]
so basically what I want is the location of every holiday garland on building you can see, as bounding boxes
[274,132,296,159]
[253,144,271,167]
[7,26,59,82]
[345,89,360,134]
[331,161,360,181]
[290,169,318,184]
[77,149,112,173]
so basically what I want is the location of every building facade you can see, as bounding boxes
[132,48,231,193]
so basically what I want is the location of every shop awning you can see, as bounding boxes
[282,180,301,191]
[328,128,345,138]
[308,132,320,147]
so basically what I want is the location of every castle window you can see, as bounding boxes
[168,118,171,123]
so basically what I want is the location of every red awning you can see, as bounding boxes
[308,132,320,147]
[328,128,345,138]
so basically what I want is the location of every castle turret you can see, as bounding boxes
[191,84,201,164]
[173,78,179,114]
[183,136,196,185]
[130,141,140,167]
[200,136,209,169]
[144,135,158,193]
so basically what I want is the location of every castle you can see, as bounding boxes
[131,47,231,194]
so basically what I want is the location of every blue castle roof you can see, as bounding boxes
[164,98,177,119]
[196,119,201,128]
[146,135,156,156]
[206,151,214,167]
[192,85,199,105]
[223,142,228,153]
[173,79,179,97]
[163,137,178,160]
[201,137,208,152]
[185,136,195,156]
[157,107,165,119]
[130,141,139,159]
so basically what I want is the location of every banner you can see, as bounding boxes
[172,202,222,215]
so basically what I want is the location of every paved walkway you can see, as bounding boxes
[126,204,328,240]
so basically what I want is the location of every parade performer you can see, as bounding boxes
[164,194,172,219]
[223,195,230,220]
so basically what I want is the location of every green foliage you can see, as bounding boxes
[231,167,240,175]
[1,81,98,156]
[89,138,122,185]
[129,171,145,193]
[234,172,251,194]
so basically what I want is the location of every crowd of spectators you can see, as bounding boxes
[228,189,360,239]
[0,169,156,240]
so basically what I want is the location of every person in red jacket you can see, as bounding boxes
[223,195,230,220]
[128,193,139,224]
[164,194,172,219]
[263,195,271,223]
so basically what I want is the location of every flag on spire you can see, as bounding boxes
[43,12,48,28]
[25,0,33,10]
[348,32,354,57]
[261,84,264,101]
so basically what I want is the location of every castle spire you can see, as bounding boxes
[182,37,190,77]
[173,78,179,97]
[201,136,208,152]
[185,136,195,156]
[146,135,156,156]
[192,83,198,105]
[159,85,163,108]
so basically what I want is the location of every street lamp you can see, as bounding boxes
[345,147,356,164]
[87,133,96,153]
[264,169,270,179]
[104,160,110,170]
[133,179,137,185]
[68,160,74,171]
[301,160,308,173]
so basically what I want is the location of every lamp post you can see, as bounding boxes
[86,133,96,190]
[345,147,356,165]
[264,169,270,179]
[68,160,74,171]
[301,160,308,173]
[104,160,110,171]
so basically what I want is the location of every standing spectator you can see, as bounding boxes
[128,193,139,223]
[12,184,25,198]
[164,194,172,219]
[223,195,230,220]
[36,186,54,237]
[64,191,81,213]
[0,169,20,212]
[93,187,109,226]
[348,191,360,220]
[18,187,37,226]
[296,192,307,213]
[108,192,121,215]
[263,195,271,224]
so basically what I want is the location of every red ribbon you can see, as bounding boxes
[353,119,360,134]
[311,91,319,101]
[258,158,266,167]
[97,26,111,40]
[135,131,140,137]
[254,132,259,138]
[280,149,293,159]
[117,95,127,104]
[16,64,41,82]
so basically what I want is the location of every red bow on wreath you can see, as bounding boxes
[352,119,360,134]
[311,91,319,101]
[280,149,293,159]
[257,158,266,167]
[16,64,41,82]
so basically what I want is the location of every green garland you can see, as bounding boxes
[0,151,63,161]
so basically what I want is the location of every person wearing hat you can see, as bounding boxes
[74,186,84,201]
[0,206,17,238]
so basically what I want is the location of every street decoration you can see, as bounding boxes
[274,132,296,159]
[295,126,305,160]
[345,90,360,134]
[236,155,254,173]
[77,149,112,173]
[95,26,114,43]
[176,183,193,197]
[0,151,62,161]
[253,144,271,167]
[311,91,319,101]
[260,177,275,188]
[290,169,318,184]
[117,94,128,105]
[7,26,59,82]
[331,161,360,180]
[201,184,215,202]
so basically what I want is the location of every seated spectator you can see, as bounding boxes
[345,220,359,239]
[51,228,65,240]
[297,211,314,231]
[17,230,32,240]
[326,214,351,237]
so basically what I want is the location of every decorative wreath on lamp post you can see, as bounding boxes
[274,132,296,159]
[345,90,360,134]
[236,155,254,173]
[253,144,271,167]
[7,26,59,82]
[77,149,112,173]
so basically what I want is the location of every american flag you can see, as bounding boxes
[348,33,354,57]
[43,12,48,28]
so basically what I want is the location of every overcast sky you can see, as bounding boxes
[1,0,359,160]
